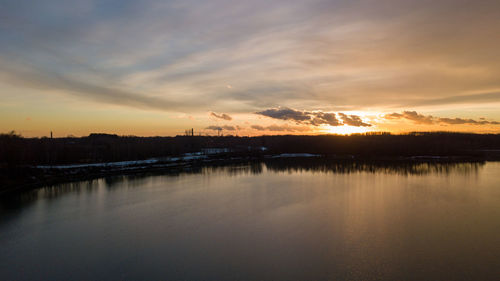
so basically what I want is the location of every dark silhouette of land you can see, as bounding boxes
[2,131,500,165]
[1,131,500,193]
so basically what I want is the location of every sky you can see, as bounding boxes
[1,0,500,137]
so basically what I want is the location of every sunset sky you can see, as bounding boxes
[1,0,499,137]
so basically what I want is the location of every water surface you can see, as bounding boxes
[1,161,500,280]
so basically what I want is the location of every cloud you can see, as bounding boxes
[338,113,371,127]
[205,125,236,131]
[385,111,434,125]
[256,107,370,127]
[256,107,310,122]
[311,112,342,126]
[0,57,201,112]
[406,92,500,107]
[251,125,266,131]
[223,125,237,131]
[385,111,500,125]
[210,111,232,120]
[251,124,309,132]
[2,0,500,121]
[266,124,292,131]
[438,117,499,125]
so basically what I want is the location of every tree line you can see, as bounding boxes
[1,131,500,166]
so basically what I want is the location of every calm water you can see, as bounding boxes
[1,161,500,280]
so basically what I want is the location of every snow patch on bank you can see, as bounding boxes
[35,159,160,169]
[35,154,209,169]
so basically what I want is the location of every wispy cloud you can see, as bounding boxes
[385,111,500,125]
[0,56,202,112]
[210,112,232,121]
[251,124,309,132]
[2,0,500,137]
[405,92,500,107]
[385,111,434,125]
[205,125,237,131]
[2,0,500,115]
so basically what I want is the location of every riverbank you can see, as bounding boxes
[1,153,495,195]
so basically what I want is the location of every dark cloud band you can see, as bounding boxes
[256,107,370,127]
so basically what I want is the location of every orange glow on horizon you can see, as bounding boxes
[325,125,373,135]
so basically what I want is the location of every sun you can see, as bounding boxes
[326,125,372,135]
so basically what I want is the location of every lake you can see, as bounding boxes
[1,160,500,280]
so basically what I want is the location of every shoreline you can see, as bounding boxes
[1,154,497,196]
